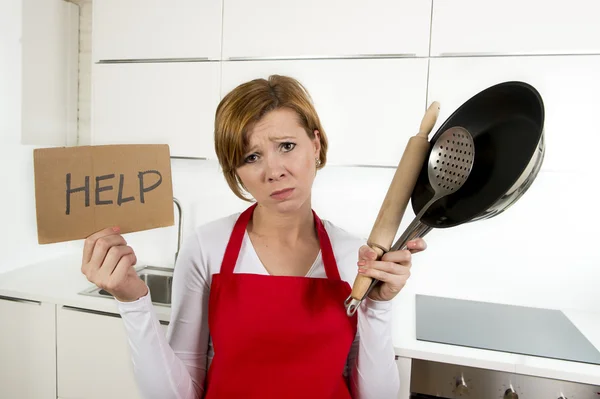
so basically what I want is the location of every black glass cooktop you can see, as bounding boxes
[415,294,600,365]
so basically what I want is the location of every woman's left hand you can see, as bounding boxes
[357,238,427,302]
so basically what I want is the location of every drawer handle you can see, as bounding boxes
[227,53,417,61]
[0,295,41,305]
[96,57,212,64]
[62,305,170,325]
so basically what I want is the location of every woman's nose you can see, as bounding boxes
[265,155,286,181]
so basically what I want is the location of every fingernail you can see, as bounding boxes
[112,226,120,232]
[358,268,366,273]
[357,260,366,267]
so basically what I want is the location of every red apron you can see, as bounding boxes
[205,204,358,398]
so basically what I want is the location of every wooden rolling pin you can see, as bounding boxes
[345,101,440,316]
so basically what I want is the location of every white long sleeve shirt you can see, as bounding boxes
[116,212,400,399]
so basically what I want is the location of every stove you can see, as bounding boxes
[415,295,600,365]
[408,295,600,398]
[409,358,600,398]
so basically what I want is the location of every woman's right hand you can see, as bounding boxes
[81,226,148,302]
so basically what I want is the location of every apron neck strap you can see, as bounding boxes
[220,203,341,281]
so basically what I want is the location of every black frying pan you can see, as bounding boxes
[410,81,545,230]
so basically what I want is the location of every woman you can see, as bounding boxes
[81,75,427,398]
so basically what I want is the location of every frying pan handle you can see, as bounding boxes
[352,222,434,306]
[346,102,440,316]
[390,220,433,252]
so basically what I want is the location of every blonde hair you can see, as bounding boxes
[214,75,328,201]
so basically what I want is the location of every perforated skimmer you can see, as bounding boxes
[390,126,475,251]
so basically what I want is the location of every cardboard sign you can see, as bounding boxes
[33,144,174,244]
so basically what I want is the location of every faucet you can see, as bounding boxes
[173,197,183,266]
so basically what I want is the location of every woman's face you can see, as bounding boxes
[236,107,321,213]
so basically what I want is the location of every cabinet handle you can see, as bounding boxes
[0,295,41,305]
[96,57,212,64]
[62,305,122,318]
[227,53,418,61]
[437,51,600,57]
[61,305,170,325]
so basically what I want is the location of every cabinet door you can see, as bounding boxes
[92,62,220,158]
[427,55,600,173]
[221,58,428,167]
[57,305,169,399]
[0,297,56,399]
[92,0,222,61]
[222,0,432,59]
[396,356,411,399]
[431,0,600,56]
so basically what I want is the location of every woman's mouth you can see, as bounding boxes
[270,188,294,200]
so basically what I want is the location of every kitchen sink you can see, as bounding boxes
[79,265,173,306]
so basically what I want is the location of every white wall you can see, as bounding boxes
[2,0,599,316]
[0,0,79,274]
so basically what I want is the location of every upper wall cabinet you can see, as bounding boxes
[92,0,223,62]
[221,58,428,167]
[431,0,600,56]
[427,55,600,173]
[92,62,220,158]
[222,0,432,59]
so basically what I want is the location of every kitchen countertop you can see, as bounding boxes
[0,252,171,322]
[1,253,599,386]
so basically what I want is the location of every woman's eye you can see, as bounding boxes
[244,154,258,163]
[281,142,296,152]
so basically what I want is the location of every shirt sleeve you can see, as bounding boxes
[345,296,399,398]
[116,229,210,399]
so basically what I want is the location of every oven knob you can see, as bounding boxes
[503,388,519,399]
[453,376,468,395]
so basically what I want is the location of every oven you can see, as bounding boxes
[409,358,600,399]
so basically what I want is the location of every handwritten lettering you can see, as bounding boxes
[66,174,90,215]
[95,174,114,206]
[138,170,162,204]
[64,170,163,214]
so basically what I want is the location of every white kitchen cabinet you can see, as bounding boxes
[92,62,220,158]
[0,297,56,399]
[431,0,600,56]
[396,356,411,399]
[427,55,600,173]
[57,305,169,399]
[221,58,429,166]
[222,0,432,59]
[92,0,222,61]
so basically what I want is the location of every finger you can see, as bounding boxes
[82,226,121,264]
[97,245,134,280]
[358,267,409,284]
[110,253,137,286]
[358,245,378,261]
[381,249,412,265]
[88,234,127,270]
[359,260,410,276]
[406,238,427,253]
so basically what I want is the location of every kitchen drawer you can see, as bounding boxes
[57,305,168,399]
[0,297,56,399]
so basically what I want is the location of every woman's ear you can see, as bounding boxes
[313,129,321,158]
